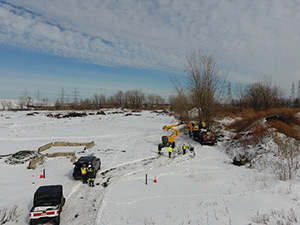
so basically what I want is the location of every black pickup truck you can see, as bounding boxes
[29,185,65,225]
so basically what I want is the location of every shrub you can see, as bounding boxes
[273,133,300,180]
[0,205,18,225]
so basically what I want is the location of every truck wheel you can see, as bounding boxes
[54,216,60,225]
[29,219,35,225]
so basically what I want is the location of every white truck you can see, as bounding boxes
[29,185,65,225]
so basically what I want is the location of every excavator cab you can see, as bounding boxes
[161,136,175,148]
[161,136,169,147]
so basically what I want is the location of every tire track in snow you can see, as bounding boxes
[96,150,195,225]
[60,150,195,225]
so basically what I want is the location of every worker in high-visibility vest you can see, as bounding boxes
[168,145,172,158]
[158,142,162,155]
[81,164,87,184]
[87,164,95,187]
[182,144,187,155]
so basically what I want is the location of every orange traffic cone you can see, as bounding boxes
[40,170,44,179]
[154,175,157,183]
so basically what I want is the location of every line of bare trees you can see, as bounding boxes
[170,50,299,124]
[231,78,300,109]
[1,89,165,111]
[55,89,165,110]
[233,76,284,110]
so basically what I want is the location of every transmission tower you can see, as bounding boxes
[297,80,300,99]
[35,90,42,107]
[291,82,295,100]
[60,88,66,107]
[227,82,232,103]
[72,89,79,106]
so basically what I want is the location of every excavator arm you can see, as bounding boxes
[161,123,183,147]
[162,124,180,143]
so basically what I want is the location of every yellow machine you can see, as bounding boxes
[161,123,182,148]
[186,121,216,145]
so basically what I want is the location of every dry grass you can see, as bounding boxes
[225,108,300,136]
[233,123,269,149]
[267,120,300,140]
[215,105,245,118]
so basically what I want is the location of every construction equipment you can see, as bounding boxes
[161,123,182,148]
[186,121,216,145]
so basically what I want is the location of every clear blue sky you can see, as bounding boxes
[1,0,299,102]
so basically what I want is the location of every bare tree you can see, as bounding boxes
[234,83,247,107]
[147,94,156,107]
[155,95,165,105]
[99,94,106,107]
[92,94,100,109]
[106,96,116,107]
[41,98,49,107]
[244,76,282,111]
[1,100,7,110]
[273,133,300,180]
[146,94,165,107]
[79,98,92,109]
[25,96,33,108]
[18,97,26,110]
[114,90,124,107]
[124,90,145,109]
[169,92,191,120]
[174,50,226,124]
[6,101,12,110]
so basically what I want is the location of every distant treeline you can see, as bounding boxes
[0,89,167,110]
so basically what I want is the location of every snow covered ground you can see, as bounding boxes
[0,110,299,225]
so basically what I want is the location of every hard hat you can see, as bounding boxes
[88,164,92,168]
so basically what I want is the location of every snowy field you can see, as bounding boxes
[0,110,299,225]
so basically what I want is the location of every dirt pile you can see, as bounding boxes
[4,150,40,165]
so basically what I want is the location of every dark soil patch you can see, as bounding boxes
[4,150,40,165]
[47,112,88,119]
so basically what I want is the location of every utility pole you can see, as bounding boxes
[23,89,28,98]
[35,90,42,107]
[72,88,79,106]
[60,88,66,107]
[291,82,295,100]
[297,80,300,99]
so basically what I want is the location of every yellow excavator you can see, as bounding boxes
[161,123,183,148]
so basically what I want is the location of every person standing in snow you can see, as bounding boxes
[168,145,172,158]
[81,164,88,184]
[87,164,95,187]
[158,142,162,155]
[182,144,187,155]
